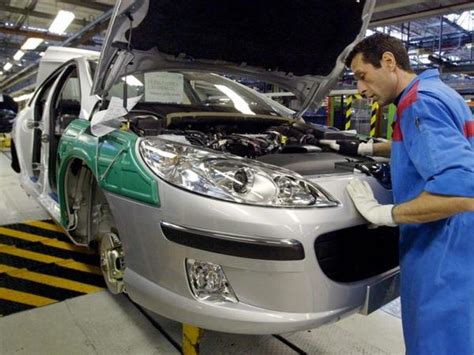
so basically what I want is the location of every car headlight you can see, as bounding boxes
[139,138,338,208]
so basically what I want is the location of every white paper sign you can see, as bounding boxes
[144,72,184,103]
[91,95,142,137]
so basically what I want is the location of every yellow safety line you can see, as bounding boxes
[0,264,18,274]
[0,287,56,307]
[24,220,65,233]
[5,266,102,293]
[345,96,353,130]
[0,227,94,254]
[183,323,205,355]
[0,244,102,275]
[56,259,102,275]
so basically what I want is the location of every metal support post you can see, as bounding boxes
[370,102,379,137]
[327,96,334,127]
[345,95,353,130]
[182,323,204,355]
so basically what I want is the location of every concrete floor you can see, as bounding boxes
[0,150,406,354]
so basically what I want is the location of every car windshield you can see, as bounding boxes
[105,71,294,118]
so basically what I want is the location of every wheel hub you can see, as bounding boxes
[100,232,125,294]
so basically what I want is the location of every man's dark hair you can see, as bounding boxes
[345,33,414,73]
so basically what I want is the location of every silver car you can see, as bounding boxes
[13,0,399,334]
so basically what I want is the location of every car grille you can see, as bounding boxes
[314,226,399,282]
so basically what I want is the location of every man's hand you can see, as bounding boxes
[346,179,397,227]
[320,140,373,156]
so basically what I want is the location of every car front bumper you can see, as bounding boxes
[126,267,354,334]
[104,174,399,334]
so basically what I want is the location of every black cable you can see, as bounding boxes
[127,296,183,353]
[272,334,308,355]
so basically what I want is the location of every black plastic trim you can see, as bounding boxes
[161,222,305,261]
[315,225,399,282]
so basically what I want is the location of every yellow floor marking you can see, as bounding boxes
[54,259,102,276]
[0,227,94,254]
[0,244,102,275]
[24,220,65,233]
[0,264,18,274]
[6,267,102,293]
[0,287,56,307]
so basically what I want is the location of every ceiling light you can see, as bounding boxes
[3,62,13,71]
[21,38,44,50]
[48,10,75,34]
[13,50,25,61]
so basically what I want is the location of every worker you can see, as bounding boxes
[324,33,474,354]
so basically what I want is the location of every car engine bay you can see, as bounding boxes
[128,111,356,158]
[123,110,392,186]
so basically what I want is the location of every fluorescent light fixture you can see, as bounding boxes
[49,10,75,34]
[3,62,13,71]
[122,75,144,86]
[21,38,44,50]
[13,50,25,61]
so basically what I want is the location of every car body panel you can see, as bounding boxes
[36,46,99,88]
[13,55,98,221]
[104,173,397,333]
[57,119,160,226]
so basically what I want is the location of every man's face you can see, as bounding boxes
[350,52,398,107]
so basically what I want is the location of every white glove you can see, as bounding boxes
[346,179,397,227]
[357,142,374,156]
[319,140,373,156]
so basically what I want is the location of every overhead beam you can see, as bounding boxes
[15,0,39,29]
[0,26,66,41]
[0,5,89,27]
[442,64,474,75]
[0,9,113,92]
[407,31,473,50]
[61,9,112,47]
[58,0,112,12]
[442,16,471,36]
[374,0,428,14]
[370,2,474,27]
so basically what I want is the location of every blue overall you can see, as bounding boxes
[391,69,474,354]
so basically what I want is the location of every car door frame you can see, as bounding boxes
[15,65,65,196]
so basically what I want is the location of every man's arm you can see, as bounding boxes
[392,191,474,224]
[346,179,474,227]
[372,141,391,157]
[320,140,392,157]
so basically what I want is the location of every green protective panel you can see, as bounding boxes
[327,96,335,127]
[57,119,160,226]
[386,104,396,140]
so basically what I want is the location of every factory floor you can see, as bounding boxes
[0,150,405,354]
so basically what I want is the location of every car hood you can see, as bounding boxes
[91,0,375,116]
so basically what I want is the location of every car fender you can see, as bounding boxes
[57,118,160,227]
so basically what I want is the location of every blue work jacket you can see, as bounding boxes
[391,69,474,354]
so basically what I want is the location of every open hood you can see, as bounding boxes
[92,0,375,116]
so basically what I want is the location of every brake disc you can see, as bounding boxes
[99,232,125,294]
